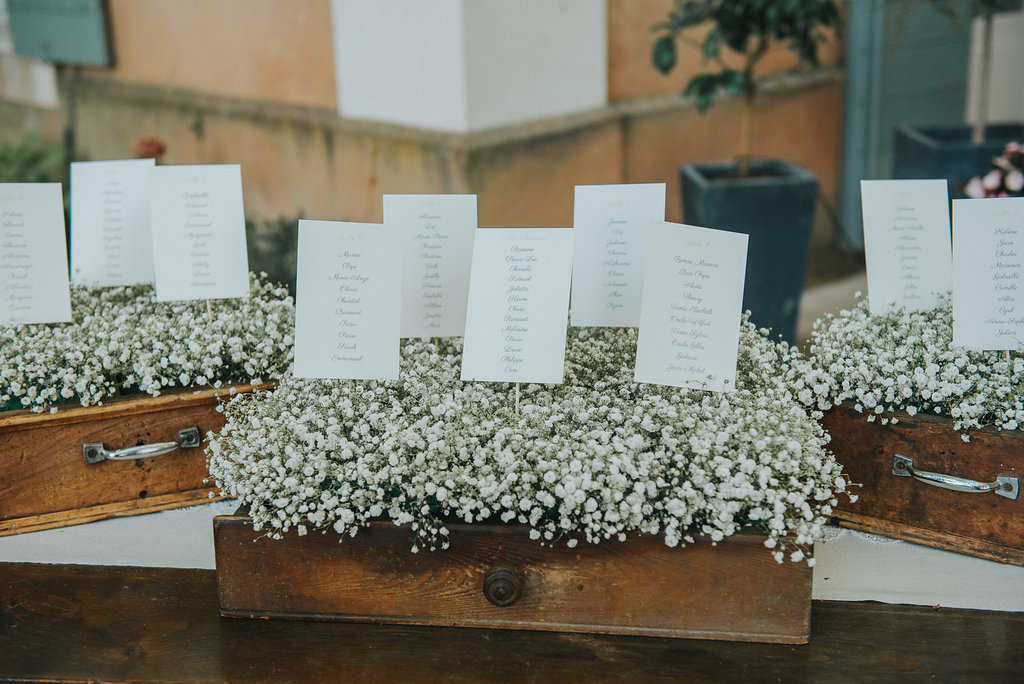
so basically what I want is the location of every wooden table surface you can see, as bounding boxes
[1,562,1022,683]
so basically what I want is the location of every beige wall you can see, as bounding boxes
[0,2,849,286]
[89,0,336,110]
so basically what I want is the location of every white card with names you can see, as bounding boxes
[70,158,156,286]
[0,183,72,325]
[635,222,747,392]
[461,227,574,384]
[571,183,665,327]
[293,220,401,380]
[383,194,476,338]
[148,164,249,302]
[952,197,1024,350]
[861,179,951,313]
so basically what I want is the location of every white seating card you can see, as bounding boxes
[383,194,476,338]
[0,183,72,325]
[148,164,249,302]
[293,220,401,380]
[461,227,574,384]
[70,158,156,286]
[952,197,1024,350]
[635,221,747,392]
[570,183,666,327]
[861,179,952,313]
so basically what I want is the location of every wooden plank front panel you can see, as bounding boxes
[823,405,1023,565]
[215,516,812,643]
[0,385,261,532]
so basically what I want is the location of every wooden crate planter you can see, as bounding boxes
[214,512,812,644]
[821,404,1023,566]
[0,384,263,535]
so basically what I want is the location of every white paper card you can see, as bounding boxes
[635,222,747,392]
[383,194,476,338]
[461,228,574,384]
[570,183,666,327]
[0,183,72,325]
[861,179,952,313]
[148,164,249,302]
[293,220,401,380]
[70,158,156,286]
[952,197,1024,350]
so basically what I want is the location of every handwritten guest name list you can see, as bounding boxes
[383,194,476,338]
[293,220,400,380]
[635,222,747,392]
[570,183,666,327]
[148,164,249,302]
[861,179,951,313]
[461,227,574,384]
[952,197,1024,350]
[70,158,156,286]
[0,183,72,324]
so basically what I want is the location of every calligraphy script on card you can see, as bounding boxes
[953,198,1024,350]
[384,194,476,339]
[861,179,951,314]
[293,220,401,380]
[0,183,72,325]
[148,165,249,302]
[570,183,666,327]
[461,228,574,384]
[70,159,155,287]
[635,222,747,392]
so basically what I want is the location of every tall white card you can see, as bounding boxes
[148,164,249,302]
[293,220,401,380]
[70,158,156,286]
[570,183,666,327]
[383,194,476,338]
[461,227,574,384]
[635,222,747,392]
[952,197,1024,350]
[861,179,952,313]
[0,183,72,325]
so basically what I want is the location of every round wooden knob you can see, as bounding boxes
[483,568,521,607]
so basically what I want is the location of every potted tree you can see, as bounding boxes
[893,0,1024,193]
[652,0,842,344]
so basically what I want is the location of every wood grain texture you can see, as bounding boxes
[0,384,264,534]
[1,562,1023,683]
[822,404,1023,565]
[214,515,812,643]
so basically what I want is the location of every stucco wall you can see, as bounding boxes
[89,0,336,110]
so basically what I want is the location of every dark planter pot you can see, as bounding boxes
[892,123,1024,195]
[680,160,817,344]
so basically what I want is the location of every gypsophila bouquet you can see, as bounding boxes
[207,321,851,565]
[0,273,294,412]
[793,294,1024,435]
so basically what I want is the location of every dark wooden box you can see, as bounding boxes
[822,404,1023,566]
[214,512,812,643]
[0,384,260,535]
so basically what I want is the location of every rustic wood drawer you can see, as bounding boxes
[214,513,812,643]
[0,384,262,535]
[822,404,1023,565]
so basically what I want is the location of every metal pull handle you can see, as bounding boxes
[83,427,202,464]
[892,454,1019,500]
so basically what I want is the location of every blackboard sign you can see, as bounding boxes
[8,0,111,67]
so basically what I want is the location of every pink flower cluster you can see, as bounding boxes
[965,142,1024,198]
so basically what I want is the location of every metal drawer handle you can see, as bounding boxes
[892,454,1018,500]
[83,427,202,464]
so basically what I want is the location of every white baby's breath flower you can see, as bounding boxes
[796,294,1021,434]
[207,321,843,564]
